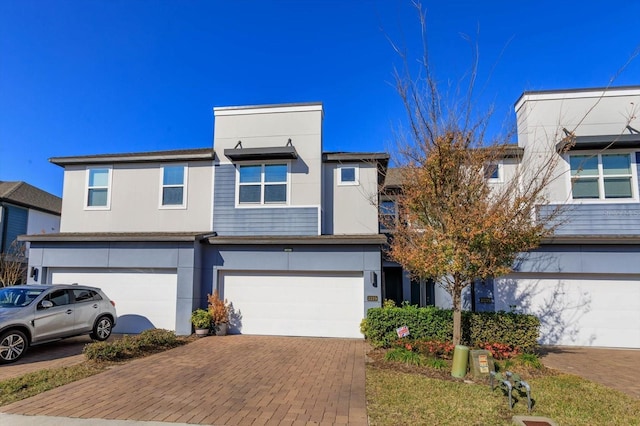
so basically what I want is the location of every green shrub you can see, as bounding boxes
[424,357,448,370]
[362,305,539,353]
[136,328,182,349]
[361,305,453,348]
[384,348,424,366]
[513,353,543,369]
[83,329,185,362]
[463,311,540,353]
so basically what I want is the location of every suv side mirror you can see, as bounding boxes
[40,300,54,309]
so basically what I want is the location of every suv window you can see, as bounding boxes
[43,289,71,307]
[73,289,102,303]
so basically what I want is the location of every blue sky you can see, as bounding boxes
[1,0,639,197]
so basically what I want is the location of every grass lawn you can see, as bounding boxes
[0,363,106,406]
[0,329,192,407]
[366,365,640,425]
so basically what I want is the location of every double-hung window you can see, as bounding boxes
[570,153,635,200]
[86,167,111,209]
[161,165,187,208]
[238,163,288,205]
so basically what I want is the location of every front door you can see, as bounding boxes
[383,267,404,306]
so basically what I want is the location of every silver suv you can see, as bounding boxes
[0,284,117,364]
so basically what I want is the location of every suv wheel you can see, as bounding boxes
[0,330,28,364]
[90,316,113,341]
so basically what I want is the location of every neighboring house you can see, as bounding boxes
[21,103,389,337]
[0,181,61,260]
[380,86,640,349]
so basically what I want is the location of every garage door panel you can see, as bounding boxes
[49,268,177,334]
[221,271,364,338]
[496,276,640,348]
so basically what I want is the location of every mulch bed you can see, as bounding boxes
[365,347,557,383]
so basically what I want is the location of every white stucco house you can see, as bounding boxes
[21,87,640,348]
[21,103,389,337]
[382,86,640,349]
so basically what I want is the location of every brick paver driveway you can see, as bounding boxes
[1,335,367,425]
[0,336,91,382]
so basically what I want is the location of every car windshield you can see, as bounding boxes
[0,287,45,308]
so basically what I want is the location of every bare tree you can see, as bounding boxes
[384,2,569,346]
[0,240,27,286]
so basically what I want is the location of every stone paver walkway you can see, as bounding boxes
[540,346,640,399]
[1,335,367,425]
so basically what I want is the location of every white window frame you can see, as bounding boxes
[159,164,188,209]
[484,161,503,183]
[235,161,290,207]
[379,197,398,233]
[567,151,638,203]
[84,166,112,210]
[338,164,359,186]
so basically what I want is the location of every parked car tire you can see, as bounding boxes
[0,329,28,364]
[90,316,113,341]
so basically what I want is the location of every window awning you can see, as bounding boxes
[557,133,640,152]
[224,146,298,161]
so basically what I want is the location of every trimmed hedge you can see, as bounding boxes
[463,311,540,353]
[361,305,540,353]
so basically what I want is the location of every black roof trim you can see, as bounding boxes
[19,232,212,243]
[204,234,387,246]
[323,152,390,163]
[224,146,298,161]
[50,148,214,166]
[556,134,640,152]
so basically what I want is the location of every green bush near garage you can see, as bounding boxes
[361,303,540,352]
[83,328,189,361]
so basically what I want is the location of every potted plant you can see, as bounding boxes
[208,289,230,336]
[191,308,211,337]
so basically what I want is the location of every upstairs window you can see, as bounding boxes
[238,163,288,205]
[86,167,111,209]
[484,162,502,182]
[379,199,398,232]
[570,153,634,200]
[161,165,187,208]
[338,164,359,185]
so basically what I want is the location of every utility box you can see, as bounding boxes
[469,350,495,378]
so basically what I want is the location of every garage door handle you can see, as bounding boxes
[66,309,73,314]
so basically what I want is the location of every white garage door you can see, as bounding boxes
[495,276,640,348]
[49,268,178,334]
[220,271,364,338]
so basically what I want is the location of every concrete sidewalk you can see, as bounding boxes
[0,414,193,425]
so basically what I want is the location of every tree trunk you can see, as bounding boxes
[452,286,462,346]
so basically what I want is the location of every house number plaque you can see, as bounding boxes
[367,295,378,302]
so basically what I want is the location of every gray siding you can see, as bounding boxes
[213,164,318,236]
[1,204,28,251]
[540,203,640,235]
[514,244,640,274]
